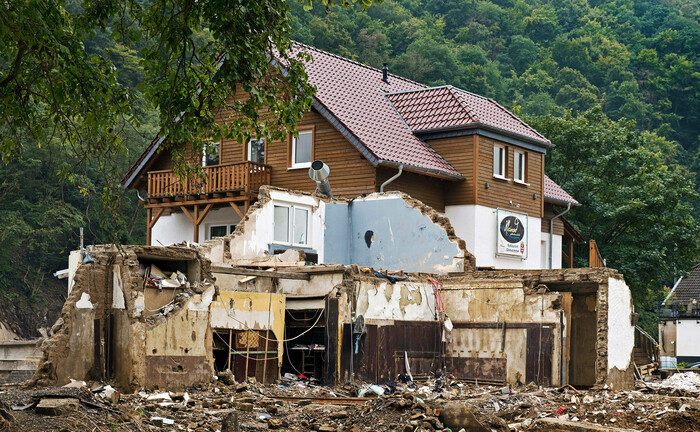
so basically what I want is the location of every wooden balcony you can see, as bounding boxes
[147,161,271,199]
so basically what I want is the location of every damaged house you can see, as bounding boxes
[33,188,637,392]
[29,42,640,393]
[120,41,583,271]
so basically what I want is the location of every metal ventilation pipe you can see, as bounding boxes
[309,160,332,197]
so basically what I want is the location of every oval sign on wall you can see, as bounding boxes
[499,216,524,243]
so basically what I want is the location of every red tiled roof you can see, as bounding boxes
[544,175,579,206]
[292,43,460,177]
[123,42,554,186]
[386,86,549,143]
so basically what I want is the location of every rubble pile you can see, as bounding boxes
[1,372,700,432]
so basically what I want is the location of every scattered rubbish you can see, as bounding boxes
[256,412,271,420]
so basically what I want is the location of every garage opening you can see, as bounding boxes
[282,309,326,380]
[212,328,279,383]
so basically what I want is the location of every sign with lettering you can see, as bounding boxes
[496,209,528,259]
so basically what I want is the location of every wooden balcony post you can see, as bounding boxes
[147,207,164,246]
[193,204,199,243]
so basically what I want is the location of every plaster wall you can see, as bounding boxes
[607,277,635,374]
[539,232,563,269]
[210,291,286,368]
[346,195,464,273]
[355,280,436,322]
[676,320,700,357]
[444,205,543,269]
[151,206,243,246]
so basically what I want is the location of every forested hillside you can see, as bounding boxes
[0,0,698,337]
[288,0,700,333]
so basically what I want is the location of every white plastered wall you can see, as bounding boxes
[676,320,700,357]
[539,232,563,269]
[445,204,543,269]
[151,206,242,246]
[227,190,326,262]
[607,277,635,373]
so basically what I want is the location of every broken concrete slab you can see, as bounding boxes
[529,418,640,432]
[35,398,79,416]
[436,401,509,432]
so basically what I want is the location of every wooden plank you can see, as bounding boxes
[211,265,310,280]
[229,202,245,219]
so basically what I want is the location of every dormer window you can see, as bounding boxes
[493,144,506,179]
[247,138,265,164]
[291,130,313,168]
[514,150,526,183]
[203,142,219,166]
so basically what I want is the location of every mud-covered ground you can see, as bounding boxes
[1,373,699,432]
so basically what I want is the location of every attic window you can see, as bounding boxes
[291,130,313,168]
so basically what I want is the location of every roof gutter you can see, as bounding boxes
[549,203,571,269]
[376,159,463,181]
[414,122,553,150]
[544,196,581,207]
[380,164,403,192]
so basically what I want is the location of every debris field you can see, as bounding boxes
[1,372,700,432]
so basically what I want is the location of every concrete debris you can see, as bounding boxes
[3,372,700,431]
[35,398,79,416]
[655,372,700,393]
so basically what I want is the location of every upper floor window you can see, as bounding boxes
[203,142,220,166]
[514,150,526,183]
[247,138,265,164]
[292,130,313,168]
[493,144,506,178]
[273,203,309,246]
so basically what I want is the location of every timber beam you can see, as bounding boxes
[212,265,311,280]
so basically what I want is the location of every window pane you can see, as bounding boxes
[204,142,219,166]
[273,206,289,243]
[493,146,503,176]
[209,225,228,239]
[248,138,265,164]
[294,131,313,165]
[514,152,521,181]
[293,208,308,245]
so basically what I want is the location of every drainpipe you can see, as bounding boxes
[380,165,403,193]
[549,203,571,269]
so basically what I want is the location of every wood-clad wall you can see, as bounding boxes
[376,167,446,212]
[425,135,475,206]
[541,203,565,235]
[476,136,543,218]
[266,109,377,198]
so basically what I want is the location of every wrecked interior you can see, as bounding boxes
[32,189,636,393]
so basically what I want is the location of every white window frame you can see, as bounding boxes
[247,138,265,164]
[207,223,237,240]
[493,144,507,179]
[513,150,527,184]
[203,141,220,167]
[291,130,313,169]
[272,203,310,247]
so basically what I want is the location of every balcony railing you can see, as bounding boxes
[147,161,271,198]
[589,239,605,268]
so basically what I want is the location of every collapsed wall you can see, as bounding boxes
[30,245,217,392]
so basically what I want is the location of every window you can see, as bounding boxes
[273,204,309,246]
[493,145,506,178]
[203,142,220,166]
[208,224,237,240]
[514,150,526,183]
[247,138,265,164]
[291,130,313,168]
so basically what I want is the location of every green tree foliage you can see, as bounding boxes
[527,107,699,334]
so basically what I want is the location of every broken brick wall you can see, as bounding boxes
[31,246,217,392]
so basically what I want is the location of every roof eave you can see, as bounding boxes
[120,135,167,190]
[414,123,553,150]
[544,196,581,207]
[377,159,463,181]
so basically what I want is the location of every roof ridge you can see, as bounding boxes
[446,86,480,123]
[291,40,426,89]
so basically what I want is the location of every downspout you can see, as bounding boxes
[549,202,571,269]
[379,165,403,193]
